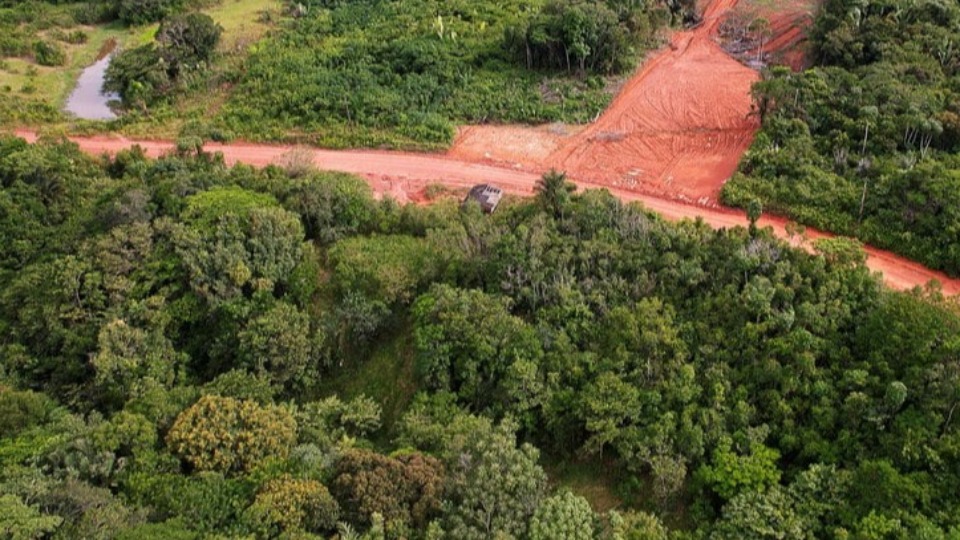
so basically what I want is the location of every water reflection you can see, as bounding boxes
[64,44,119,120]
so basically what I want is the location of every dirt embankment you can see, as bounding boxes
[718,0,815,71]
[547,0,759,206]
[449,0,816,204]
[453,0,765,207]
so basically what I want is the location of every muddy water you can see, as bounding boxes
[64,42,119,120]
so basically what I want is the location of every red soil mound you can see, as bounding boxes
[544,0,759,205]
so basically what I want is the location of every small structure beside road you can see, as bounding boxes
[463,184,503,213]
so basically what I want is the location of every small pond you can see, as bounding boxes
[64,42,119,121]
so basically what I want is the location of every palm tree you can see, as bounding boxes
[535,169,576,220]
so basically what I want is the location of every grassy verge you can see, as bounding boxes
[544,458,627,513]
[207,0,279,45]
[1,23,133,109]
[316,326,419,439]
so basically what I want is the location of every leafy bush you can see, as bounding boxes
[243,475,340,535]
[156,12,222,76]
[166,395,297,473]
[107,12,221,108]
[104,44,172,108]
[32,40,66,66]
[116,0,185,25]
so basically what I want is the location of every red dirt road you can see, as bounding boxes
[547,0,758,206]
[13,130,960,295]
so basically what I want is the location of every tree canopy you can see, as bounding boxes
[1,136,960,538]
[724,0,960,276]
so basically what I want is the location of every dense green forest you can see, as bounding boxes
[723,0,960,276]
[3,135,960,538]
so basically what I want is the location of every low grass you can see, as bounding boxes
[317,326,419,439]
[133,0,280,53]
[208,0,279,46]
[544,457,627,513]
[0,23,132,108]
[544,456,695,530]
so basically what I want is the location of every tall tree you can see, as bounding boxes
[535,169,577,221]
[166,395,297,473]
[529,491,598,540]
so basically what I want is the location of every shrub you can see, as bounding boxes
[116,0,185,25]
[244,475,340,535]
[32,40,66,67]
[166,395,297,473]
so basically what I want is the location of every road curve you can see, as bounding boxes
[13,129,960,295]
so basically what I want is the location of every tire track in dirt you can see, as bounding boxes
[545,0,759,205]
[13,129,960,295]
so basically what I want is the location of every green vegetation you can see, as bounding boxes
[3,135,960,538]
[318,330,418,432]
[105,12,223,108]
[505,0,667,74]
[2,0,673,147]
[217,0,668,149]
[0,0,279,133]
[723,0,960,276]
[0,2,125,120]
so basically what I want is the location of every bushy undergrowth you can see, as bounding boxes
[221,0,667,148]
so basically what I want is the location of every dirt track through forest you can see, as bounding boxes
[11,0,960,295]
[15,130,960,295]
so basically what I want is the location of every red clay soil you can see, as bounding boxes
[545,0,759,206]
[451,0,814,199]
[13,129,960,295]
[448,123,581,171]
[763,21,809,71]
[745,0,816,71]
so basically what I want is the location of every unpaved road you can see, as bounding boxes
[548,0,758,205]
[14,130,960,295]
[10,0,958,295]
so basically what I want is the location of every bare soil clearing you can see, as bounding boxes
[448,124,580,170]
[449,0,815,203]
[733,0,816,70]
[15,129,960,295]
[546,0,759,206]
